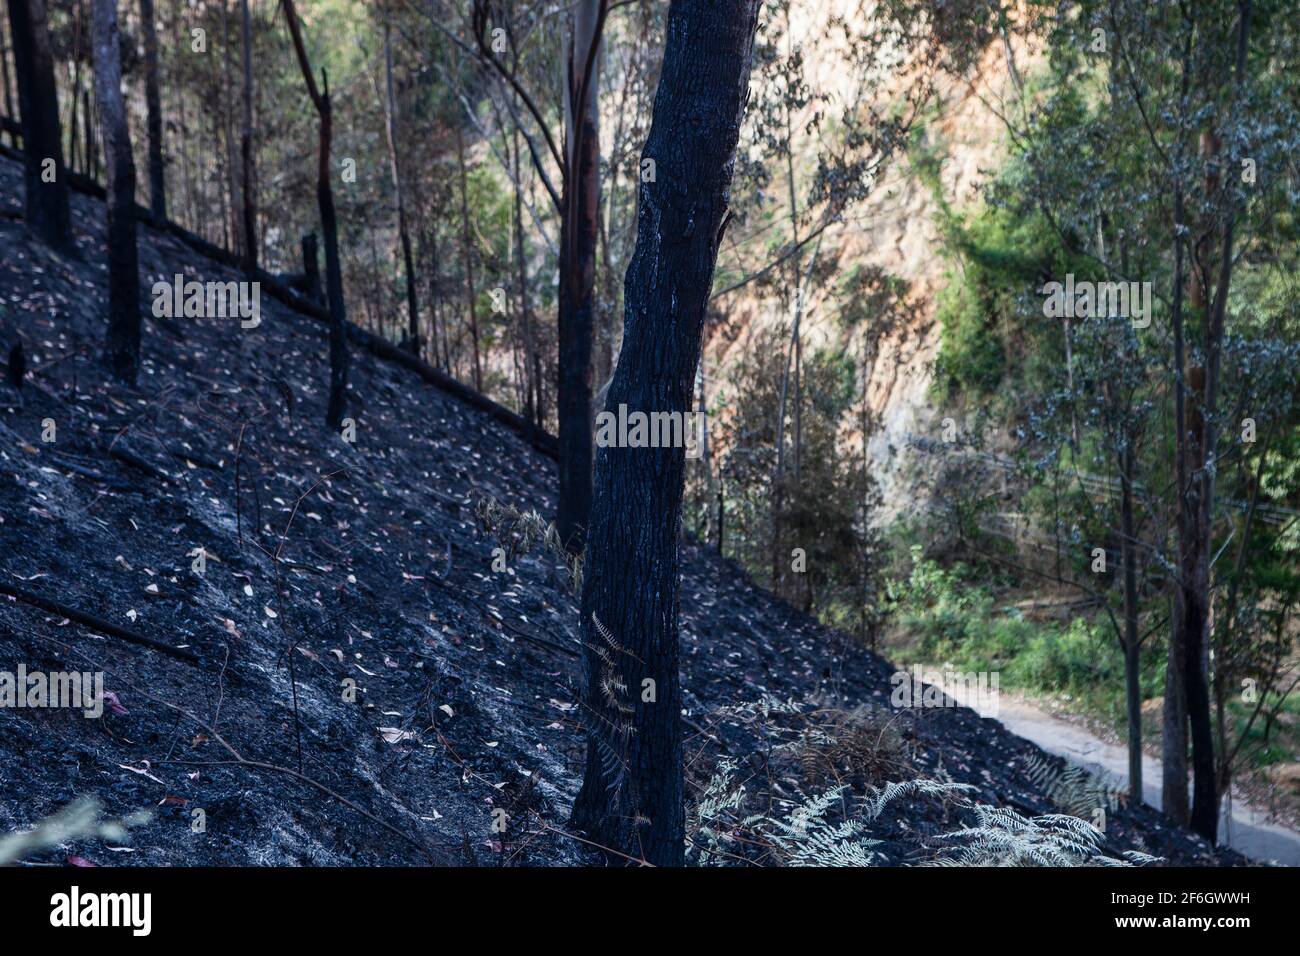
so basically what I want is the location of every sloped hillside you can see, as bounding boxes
[0,155,1237,866]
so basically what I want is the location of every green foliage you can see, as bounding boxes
[933,278,1006,397]
[884,549,1162,728]
[926,194,1069,401]
[1023,752,1124,819]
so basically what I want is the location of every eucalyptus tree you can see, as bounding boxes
[570,0,764,867]
[91,0,140,383]
[5,0,71,249]
[989,0,1300,839]
[282,0,349,429]
[139,0,166,222]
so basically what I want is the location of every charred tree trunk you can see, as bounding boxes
[554,0,603,554]
[139,0,165,222]
[454,122,481,390]
[316,81,347,429]
[67,1,81,171]
[570,0,761,867]
[380,14,419,358]
[240,0,257,269]
[6,0,71,249]
[283,0,347,428]
[220,0,241,256]
[512,125,538,426]
[301,231,322,304]
[91,0,139,383]
[1119,438,1142,803]
[84,86,97,181]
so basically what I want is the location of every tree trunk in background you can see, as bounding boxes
[512,125,538,426]
[282,0,347,429]
[91,0,139,383]
[1120,439,1142,804]
[84,86,98,181]
[570,0,761,866]
[67,0,81,171]
[6,0,71,250]
[139,0,166,222]
[770,97,803,596]
[421,225,448,374]
[554,0,603,554]
[381,14,419,358]
[454,123,481,390]
[1177,124,1217,842]
[240,0,257,269]
[220,0,241,256]
[301,231,322,304]
[1163,180,1190,826]
[1186,0,1252,845]
[1,13,17,148]
[316,80,347,429]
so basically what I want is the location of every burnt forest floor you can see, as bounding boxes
[0,154,1249,866]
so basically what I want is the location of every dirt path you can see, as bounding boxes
[935,676,1300,865]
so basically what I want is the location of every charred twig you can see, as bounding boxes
[107,444,172,482]
[498,617,580,659]
[253,469,347,772]
[0,581,202,664]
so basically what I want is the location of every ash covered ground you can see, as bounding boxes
[0,155,1241,866]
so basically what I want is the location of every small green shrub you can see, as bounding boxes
[884,550,1161,730]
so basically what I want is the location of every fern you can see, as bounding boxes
[931,804,1153,867]
[0,798,151,865]
[858,779,975,822]
[685,695,1163,867]
[763,787,880,866]
[1023,752,1125,819]
[575,613,637,806]
[474,495,583,592]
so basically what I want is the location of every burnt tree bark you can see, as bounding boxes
[470,0,601,550]
[380,11,419,359]
[240,0,257,269]
[454,121,481,390]
[569,0,761,867]
[139,0,165,222]
[91,0,140,383]
[554,0,604,553]
[301,231,322,304]
[1119,436,1142,803]
[283,0,348,428]
[5,0,71,249]
[220,0,240,255]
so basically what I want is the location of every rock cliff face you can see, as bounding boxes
[705,26,1034,521]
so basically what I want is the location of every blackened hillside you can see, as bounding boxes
[0,155,1236,866]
